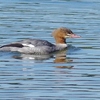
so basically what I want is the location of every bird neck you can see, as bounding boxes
[55,37,66,44]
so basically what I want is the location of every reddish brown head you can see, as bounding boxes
[52,27,80,44]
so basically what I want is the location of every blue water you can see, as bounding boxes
[0,0,100,100]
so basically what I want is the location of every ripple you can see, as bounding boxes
[0,0,100,100]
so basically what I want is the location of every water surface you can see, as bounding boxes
[0,0,100,100]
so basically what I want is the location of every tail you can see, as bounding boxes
[0,45,11,51]
[0,43,23,51]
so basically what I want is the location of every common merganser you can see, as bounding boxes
[0,27,80,54]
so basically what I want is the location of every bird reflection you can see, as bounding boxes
[13,49,69,62]
[12,45,80,69]
[53,49,73,63]
[13,47,74,69]
[53,49,73,69]
[13,53,53,61]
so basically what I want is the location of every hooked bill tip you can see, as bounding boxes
[70,34,81,38]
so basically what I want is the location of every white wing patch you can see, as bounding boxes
[22,43,35,48]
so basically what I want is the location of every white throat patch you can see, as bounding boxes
[57,44,67,47]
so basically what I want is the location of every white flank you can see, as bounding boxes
[22,43,35,47]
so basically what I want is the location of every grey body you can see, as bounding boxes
[0,27,79,54]
[0,39,66,54]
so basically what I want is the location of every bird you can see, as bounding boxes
[0,27,80,54]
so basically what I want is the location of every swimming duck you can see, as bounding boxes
[0,27,80,54]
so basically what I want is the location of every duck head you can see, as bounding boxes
[52,27,80,44]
